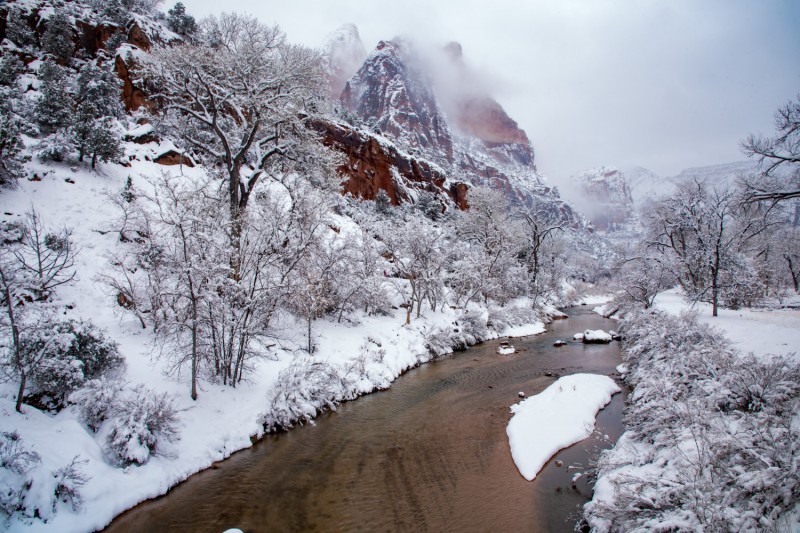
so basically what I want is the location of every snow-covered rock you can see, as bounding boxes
[496,341,516,355]
[582,329,612,344]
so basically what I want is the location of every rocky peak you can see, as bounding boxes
[570,167,634,232]
[321,23,367,99]
[341,38,454,164]
[432,42,532,166]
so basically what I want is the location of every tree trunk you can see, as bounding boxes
[786,254,799,292]
[307,316,313,354]
[191,320,197,401]
[2,277,25,413]
[15,368,26,414]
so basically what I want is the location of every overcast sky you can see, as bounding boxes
[180,0,800,183]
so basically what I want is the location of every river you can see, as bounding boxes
[104,306,624,533]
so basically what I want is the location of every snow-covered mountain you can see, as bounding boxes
[567,167,634,233]
[321,23,367,99]
[626,161,761,206]
[336,33,581,224]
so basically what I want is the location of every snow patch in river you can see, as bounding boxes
[506,374,621,481]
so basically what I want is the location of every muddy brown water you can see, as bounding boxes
[104,307,625,533]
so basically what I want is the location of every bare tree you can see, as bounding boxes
[14,209,77,301]
[517,201,565,303]
[0,211,77,412]
[648,180,777,316]
[740,93,800,204]
[143,13,327,277]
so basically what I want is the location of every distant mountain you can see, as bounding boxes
[569,167,634,232]
[321,23,367,99]
[626,161,761,206]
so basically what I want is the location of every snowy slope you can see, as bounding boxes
[0,144,548,531]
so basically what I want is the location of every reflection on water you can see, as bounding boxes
[105,307,625,533]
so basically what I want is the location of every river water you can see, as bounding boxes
[104,306,624,533]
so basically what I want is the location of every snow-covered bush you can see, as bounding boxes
[51,457,89,512]
[0,431,89,525]
[104,385,180,467]
[424,310,491,356]
[486,304,538,333]
[0,431,41,519]
[69,376,126,432]
[0,431,40,521]
[25,320,124,408]
[262,357,358,432]
[584,308,800,531]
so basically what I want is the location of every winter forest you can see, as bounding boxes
[0,0,798,531]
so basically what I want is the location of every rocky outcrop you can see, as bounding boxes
[322,23,367,99]
[341,39,454,164]
[336,32,582,225]
[312,119,468,209]
[571,167,634,232]
[115,48,149,112]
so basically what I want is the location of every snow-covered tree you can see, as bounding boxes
[0,60,28,186]
[71,59,123,167]
[5,9,37,51]
[455,187,526,305]
[0,210,79,412]
[35,60,74,134]
[166,2,197,37]
[648,180,777,316]
[741,93,800,204]
[41,10,75,65]
[379,215,447,324]
[137,173,220,400]
[517,201,565,302]
[143,12,328,277]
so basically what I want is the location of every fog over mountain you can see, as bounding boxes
[181,0,800,184]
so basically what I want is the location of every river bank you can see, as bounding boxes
[105,306,624,533]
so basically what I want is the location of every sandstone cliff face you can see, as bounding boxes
[570,167,634,232]
[335,32,576,221]
[322,24,367,99]
[312,120,468,209]
[341,39,454,165]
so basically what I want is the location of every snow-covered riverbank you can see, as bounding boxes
[0,163,553,533]
[585,291,800,531]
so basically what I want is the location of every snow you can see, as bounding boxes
[502,322,546,338]
[655,288,800,360]
[582,329,612,343]
[578,294,614,305]
[506,374,621,481]
[585,289,800,531]
[0,149,548,531]
[496,343,516,355]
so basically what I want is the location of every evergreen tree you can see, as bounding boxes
[35,60,74,132]
[166,3,197,37]
[5,9,37,50]
[41,10,75,65]
[87,117,122,169]
[0,56,25,87]
[72,60,123,167]
[0,89,27,186]
[75,60,124,120]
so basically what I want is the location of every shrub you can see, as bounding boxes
[0,431,40,521]
[26,320,124,409]
[261,358,357,432]
[104,385,179,466]
[69,376,126,432]
[52,457,89,512]
[584,309,800,531]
